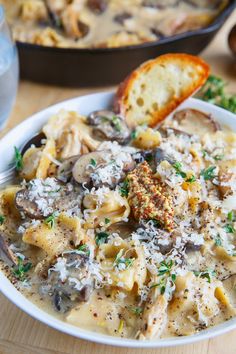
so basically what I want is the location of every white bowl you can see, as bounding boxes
[0,92,236,348]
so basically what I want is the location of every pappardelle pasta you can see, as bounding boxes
[0,107,236,340]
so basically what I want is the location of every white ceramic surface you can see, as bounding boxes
[0,92,236,348]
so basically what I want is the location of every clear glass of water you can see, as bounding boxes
[0,5,19,129]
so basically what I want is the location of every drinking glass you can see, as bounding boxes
[0,5,19,129]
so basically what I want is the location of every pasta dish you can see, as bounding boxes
[0,106,236,340]
[1,0,229,48]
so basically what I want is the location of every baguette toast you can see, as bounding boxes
[114,53,209,128]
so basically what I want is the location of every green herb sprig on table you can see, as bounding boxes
[196,75,236,114]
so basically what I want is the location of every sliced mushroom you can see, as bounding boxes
[87,110,130,145]
[87,0,107,14]
[45,252,92,313]
[72,151,109,184]
[185,241,202,253]
[15,182,81,220]
[184,0,221,9]
[57,155,80,182]
[0,233,17,267]
[107,220,138,238]
[142,0,179,8]
[134,148,174,167]
[61,5,89,39]
[15,189,45,220]
[173,109,221,137]
[114,12,132,25]
[218,170,236,199]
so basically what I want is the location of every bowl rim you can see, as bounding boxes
[16,0,236,54]
[0,93,236,348]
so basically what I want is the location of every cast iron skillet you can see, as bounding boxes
[17,1,236,87]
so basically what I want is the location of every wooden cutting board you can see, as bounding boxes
[0,9,236,354]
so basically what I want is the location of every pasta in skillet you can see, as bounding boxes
[0,106,236,341]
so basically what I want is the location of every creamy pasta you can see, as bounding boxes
[0,107,236,340]
[1,0,228,48]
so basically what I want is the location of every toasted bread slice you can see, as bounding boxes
[114,53,209,128]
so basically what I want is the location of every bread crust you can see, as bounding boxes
[114,53,210,128]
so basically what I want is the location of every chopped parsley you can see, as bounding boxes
[105,218,110,225]
[0,215,5,225]
[114,249,134,270]
[227,211,235,222]
[150,272,176,295]
[12,257,32,280]
[120,180,129,197]
[90,158,97,167]
[186,175,196,183]
[144,153,153,163]
[196,75,236,114]
[150,219,162,228]
[200,166,217,181]
[14,146,23,171]
[44,213,56,228]
[129,306,143,315]
[215,234,222,247]
[213,154,224,161]
[173,162,187,178]
[131,130,138,140]
[194,269,216,283]
[77,244,90,256]
[224,224,236,234]
[95,232,109,246]
[111,115,122,132]
[157,260,173,276]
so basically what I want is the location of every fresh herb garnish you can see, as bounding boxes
[224,224,236,234]
[227,211,234,222]
[13,257,32,280]
[150,272,176,295]
[157,260,173,276]
[77,244,90,256]
[196,75,236,114]
[202,150,208,158]
[144,153,153,163]
[129,307,143,315]
[194,269,216,283]
[105,218,110,225]
[0,215,5,225]
[114,249,134,270]
[186,175,196,183]
[150,219,161,228]
[120,180,129,197]
[44,213,56,228]
[95,232,109,246]
[213,154,224,161]
[90,158,97,167]
[215,234,222,247]
[200,166,217,181]
[131,130,137,140]
[173,162,187,178]
[112,115,122,132]
[14,146,23,171]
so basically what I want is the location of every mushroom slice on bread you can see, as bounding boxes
[114,53,209,128]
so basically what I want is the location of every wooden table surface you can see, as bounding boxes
[0,10,236,354]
